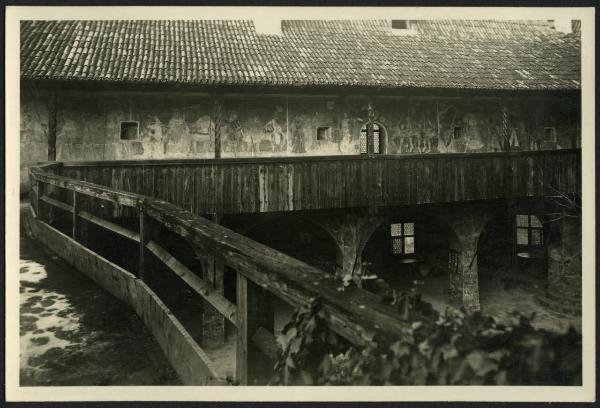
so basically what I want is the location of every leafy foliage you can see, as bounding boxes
[271,299,581,386]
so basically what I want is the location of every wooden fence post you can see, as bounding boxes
[236,271,275,385]
[37,181,45,222]
[72,190,78,240]
[236,271,251,385]
[139,203,149,281]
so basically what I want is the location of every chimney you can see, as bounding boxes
[254,19,282,35]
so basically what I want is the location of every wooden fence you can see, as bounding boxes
[29,161,414,385]
[58,149,581,215]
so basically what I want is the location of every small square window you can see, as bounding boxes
[120,121,139,140]
[453,127,463,140]
[316,126,330,141]
[391,20,410,29]
[544,127,556,142]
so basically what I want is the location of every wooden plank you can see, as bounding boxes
[39,195,73,213]
[146,240,237,324]
[72,190,78,240]
[139,205,149,281]
[236,271,249,385]
[78,210,140,242]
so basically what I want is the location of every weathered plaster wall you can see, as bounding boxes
[20,87,50,191]
[55,93,215,161]
[20,87,580,191]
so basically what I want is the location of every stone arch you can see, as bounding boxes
[359,208,465,307]
[240,213,341,275]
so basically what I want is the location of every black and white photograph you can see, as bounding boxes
[4,5,595,402]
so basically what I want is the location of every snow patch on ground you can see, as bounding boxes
[20,258,82,373]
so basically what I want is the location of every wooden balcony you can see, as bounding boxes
[57,149,581,215]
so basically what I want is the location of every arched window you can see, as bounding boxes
[360,123,384,154]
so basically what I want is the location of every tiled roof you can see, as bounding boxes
[20,19,581,90]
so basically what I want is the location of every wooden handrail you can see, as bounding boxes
[30,162,411,347]
[31,167,140,207]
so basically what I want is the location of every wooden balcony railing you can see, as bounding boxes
[29,162,415,385]
[57,149,581,215]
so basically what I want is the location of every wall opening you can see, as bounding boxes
[316,126,330,141]
[120,121,139,140]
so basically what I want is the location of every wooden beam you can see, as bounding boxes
[144,199,403,346]
[31,168,140,207]
[39,194,73,213]
[236,272,249,385]
[139,205,149,281]
[146,240,237,324]
[72,190,78,240]
[78,211,140,242]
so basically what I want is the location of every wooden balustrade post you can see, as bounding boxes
[236,271,275,385]
[37,181,45,222]
[236,271,251,385]
[138,203,149,281]
[72,190,78,240]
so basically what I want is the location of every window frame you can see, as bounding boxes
[515,214,544,248]
[316,126,330,141]
[543,127,557,143]
[360,122,384,155]
[453,126,464,140]
[390,222,416,256]
[120,121,140,141]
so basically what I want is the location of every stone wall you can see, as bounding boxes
[20,86,580,192]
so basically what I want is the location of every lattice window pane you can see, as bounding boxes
[391,223,402,237]
[516,214,529,227]
[403,222,414,236]
[404,237,415,254]
[517,227,529,245]
[531,229,543,245]
[373,129,380,154]
[530,215,542,228]
[392,238,403,254]
[360,128,368,154]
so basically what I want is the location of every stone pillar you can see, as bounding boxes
[443,204,489,312]
[197,213,226,345]
[542,216,582,315]
[315,211,383,284]
[198,253,226,345]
